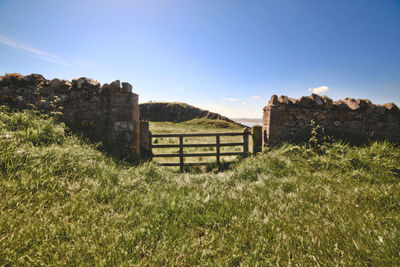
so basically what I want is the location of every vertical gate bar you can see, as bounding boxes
[216,135,221,170]
[179,136,184,172]
[149,131,153,160]
[243,128,249,156]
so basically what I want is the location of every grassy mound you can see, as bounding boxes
[1,106,399,265]
[183,117,242,129]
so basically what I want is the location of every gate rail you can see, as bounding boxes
[150,128,250,172]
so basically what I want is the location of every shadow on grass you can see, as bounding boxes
[63,121,142,166]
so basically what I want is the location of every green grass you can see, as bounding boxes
[140,101,190,107]
[1,106,400,265]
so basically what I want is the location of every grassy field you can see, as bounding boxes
[149,119,250,169]
[1,106,400,265]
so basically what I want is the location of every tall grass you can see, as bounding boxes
[1,106,399,265]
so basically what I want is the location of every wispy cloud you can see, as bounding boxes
[0,33,71,65]
[308,86,329,94]
[223,97,238,102]
[248,96,260,99]
[0,33,99,70]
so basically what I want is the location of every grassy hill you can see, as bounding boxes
[140,102,245,127]
[1,106,400,265]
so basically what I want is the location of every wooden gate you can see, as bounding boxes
[150,128,250,172]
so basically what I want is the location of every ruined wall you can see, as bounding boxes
[263,94,400,147]
[0,73,141,153]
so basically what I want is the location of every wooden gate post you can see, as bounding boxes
[216,135,221,169]
[251,126,262,154]
[149,131,153,160]
[243,128,249,156]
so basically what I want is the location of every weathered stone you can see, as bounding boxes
[109,80,121,93]
[262,110,270,125]
[122,82,133,92]
[332,100,350,111]
[295,113,309,120]
[263,94,400,147]
[74,77,100,90]
[355,99,370,111]
[316,113,326,120]
[376,105,386,115]
[282,117,296,127]
[337,111,348,121]
[50,78,61,88]
[344,120,362,128]
[99,83,109,94]
[60,80,72,90]
[289,97,298,104]
[298,96,314,107]
[110,95,129,105]
[23,74,45,84]
[268,95,279,105]
[343,98,360,110]
[114,121,134,132]
[77,78,85,89]
[278,95,290,104]
[311,94,324,106]
[320,95,333,109]
[0,73,142,155]
[0,87,10,95]
[383,102,398,112]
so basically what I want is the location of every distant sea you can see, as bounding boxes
[232,118,262,128]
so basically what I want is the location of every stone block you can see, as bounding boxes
[122,82,133,92]
[50,78,61,88]
[278,95,290,104]
[343,98,360,110]
[295,113,309,121]
[109,80,121,93]
[268,95,279,105]
[344,120,362,128]
[311,94,324,106]
[114,121,135,132]
[298,96,315,107]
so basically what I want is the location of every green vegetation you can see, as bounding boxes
[1,106,400,265]
[141,101,190,107]
[183,117,242,129]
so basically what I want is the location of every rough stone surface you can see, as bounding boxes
[0,73,141,154]
[262,94,400,147]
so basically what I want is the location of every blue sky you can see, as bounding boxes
[0,0,399,118]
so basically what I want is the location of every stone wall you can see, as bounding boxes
[263,94,400,147]
[0,73,142,154]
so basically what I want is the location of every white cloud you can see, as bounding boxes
[0,33,97,69]
[248,96,260,99]
[222,97,238,102]
[241,102,247,105]
[308,86,329,94]
[0,34,70,65]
